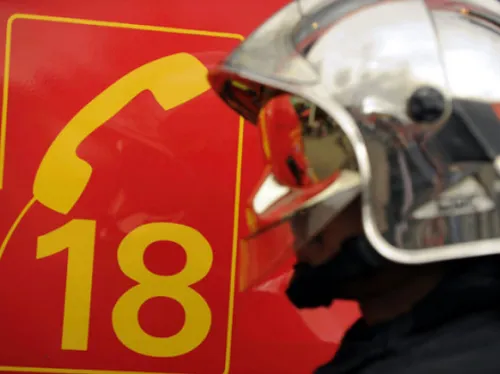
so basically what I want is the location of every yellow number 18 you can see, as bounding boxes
[36,219,213,358]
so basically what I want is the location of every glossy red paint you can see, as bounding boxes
[0,1,359,373]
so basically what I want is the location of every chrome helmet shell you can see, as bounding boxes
[208,0,500,289]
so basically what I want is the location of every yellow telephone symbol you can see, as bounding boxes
[33,53,210,214]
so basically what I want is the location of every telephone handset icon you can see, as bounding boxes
[33,53,210,214]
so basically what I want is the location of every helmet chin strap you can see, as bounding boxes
[286,235,386,309]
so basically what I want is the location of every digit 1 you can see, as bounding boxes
[36,219,96,351]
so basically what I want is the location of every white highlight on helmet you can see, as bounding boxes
[252,169,361,217]
[433,10,500,102]
[304,170,361,235]
[412,177,495,219]
[302,169,360,209]
[252,174,291,214]
[307,0,447,122]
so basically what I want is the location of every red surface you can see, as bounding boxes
[0,1,360,373]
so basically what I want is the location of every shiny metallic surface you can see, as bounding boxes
[209,0,500,265]
[434,3,500,102]
[235,94,362,289]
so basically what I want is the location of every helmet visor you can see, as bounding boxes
[239,93,361,290]
[211,0,458,289]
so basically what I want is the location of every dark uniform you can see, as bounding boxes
[317,258,500,374]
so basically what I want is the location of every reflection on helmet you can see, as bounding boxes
[207,0,500,289]
[261,94,358,188]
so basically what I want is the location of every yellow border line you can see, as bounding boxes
[0,13,13,190]
[0,13,244,374]
[224,116,244,374]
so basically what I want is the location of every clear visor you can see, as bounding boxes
[239,94,361,290]
[240,173,361,290]
[209,0,453,289]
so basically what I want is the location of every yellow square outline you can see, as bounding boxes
[0,13,244,374]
